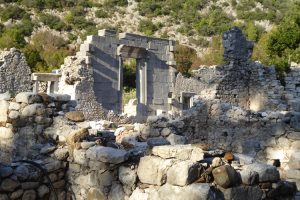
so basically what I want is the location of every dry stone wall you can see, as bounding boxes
[0,48,31,96]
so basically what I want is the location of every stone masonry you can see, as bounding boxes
[0,48,31,95]
[59,29,176,120]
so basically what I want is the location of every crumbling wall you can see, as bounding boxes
[0,48,32,95]
[284,64,300,112]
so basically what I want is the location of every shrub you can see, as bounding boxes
[39,13,65,31]
[95,9,109,18]
[0,5,27,21]
[175,44,197,76]
[138,19,158,36]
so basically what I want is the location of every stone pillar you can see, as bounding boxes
[118,56,123,112]
[33,81,39,93]
[47,81,52,94]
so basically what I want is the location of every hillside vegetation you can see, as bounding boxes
[0,0,299,78]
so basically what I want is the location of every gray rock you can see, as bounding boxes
[151,145,204,161]
[54,148,69,161]
[8,110,19,119]
[15,92,42,104]
[221,186,263,200]
[243,163,279,182]
[212,165,239,188]
[86,146,128,164]
[109,181,125,200]
[119,166,137,187]
[167,160,202,186]
[157,183,218,200]
[40,145,56,154]
[10,189,24,199]
[73,149,88,165]
[166,134,187,145]
[1,178,20,192]
[147,137,170,147]
[239,170,259,185]
[0,91,11,101]
[161,127,171,137]
[14,165,29,181]
[137,156,174,185]
[0,194,9,200]
[37,185,50,198]
[81,141,96,149]
[268,181,297,199]
[21,182,39,190]
[22,190,36,200]
[21,104,44,117]
[291,113,300,131]
[0,166,13,178]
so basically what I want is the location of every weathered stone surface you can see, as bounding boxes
[15,92,42,104]
[48,94,71,102]
[287,132,300,140]
[81,141,96,149]
[0,100,9,123]
[22,190,36,200]
[37,185,49,198]
[129,188,149,200]
[222,26,254,61]
[211,157,224,168]
[137,156,173,185]
[14,165,29,181]
[291,141,300,150]
[147,137,170,147]
[65,111,85,122]
[286,169,300,179]
[21,182,39,190]
[0,91,11,101]
[87,188,106,200]
[21,103,44,117]
[1,178,20,192]
[291,113,300,131]
[66,128,89,145]
[221,186,263,200]
[10,189,24,199]
[73,149,88,165]
[86,146,128,164]
[243,163,279,182]
[167,160,202,186]
[212,165,239,188]
[166,134,187,145]
[9,110,19,119]
[40,145,56,154]
[109,181,125,200]
[119,166,137,187]
[239,170,259,185]
[0,127,13,139]
[157,183,217,200]
[0,166,13,178]
[0,194,9,200]
[268,181,297,199]
[9,102,21,110]
[151,145,204,161]
[54,148,69,161]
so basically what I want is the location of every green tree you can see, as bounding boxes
[245,21,259,41]
[175,44,197,76]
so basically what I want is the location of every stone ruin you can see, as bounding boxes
[0,27,299,199]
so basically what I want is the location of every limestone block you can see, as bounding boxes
[212,165,239,188]
[66,128,89,145]
[0,100,9,123]
[286,170,300,179]
[221,186,263,200]
[119,166,137,187]
[0,91,11,101]
[0,127,13,139]
[147,137,170,147]
[129,188,149,200]
[239,170,259,185]
[151,145,204,161]
[167,160,202,186]
[287,132,300,140]
[48,94,71,102]
[137,156,173,185]
[21,103,44,117]
[9,102,21,110]
[86,146,128,164]
[156,183,216,200]
[291,141,300,150]
[8,110,19,119]
[243,163,280,182]
[15,92,42,104]
[109,181,125,200]
[75,172,98,188]
[73,149,88,165]
[166,133,187,145]
[291,113,300,131]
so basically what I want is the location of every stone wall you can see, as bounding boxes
[284,64,300,112]
[0,48,31,95]
[58,29,176,120]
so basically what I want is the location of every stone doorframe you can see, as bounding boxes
[117,45,149,114]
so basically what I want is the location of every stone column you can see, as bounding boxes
[118,56,123,112]
[47,81,52,94]
[33,81,39,93]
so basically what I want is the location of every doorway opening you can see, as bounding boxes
[123,58,137,116]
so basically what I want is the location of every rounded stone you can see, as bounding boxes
[1,178,20,192]
[14,165,29,181]
[65,111,85,122]
[0,166,13,178]
[37,185,50,198]
[22,190,36,200]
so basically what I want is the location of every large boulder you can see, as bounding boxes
[167,160,202,186]
[15,92,42,104]
[86,146,128,164]
[137,156,173,185]
[243,163,279,182]
[221,186,263,200]
[65,111,85,122]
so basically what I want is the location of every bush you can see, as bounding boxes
[138,19,158,36]
[175,44,197,76]
[95,9,109,18]
[0,5,27,21]
[39,13,65,31]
